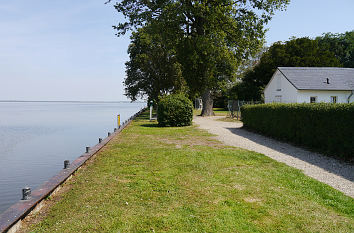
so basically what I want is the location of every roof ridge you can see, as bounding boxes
[276,67,354,91]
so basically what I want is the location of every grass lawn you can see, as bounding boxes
[195,108,242,121]
[27,112,353,232]
[194,108,230,116]
[212,108,230,116]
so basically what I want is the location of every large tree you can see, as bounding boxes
[111,0,289,115]
[316,31,354,68]
[124,25,185,104]
[234,37,342,100]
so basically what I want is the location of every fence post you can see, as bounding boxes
[64,160,70,169]
[22,187,31,200]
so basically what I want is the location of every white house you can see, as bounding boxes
[264,67,354,103]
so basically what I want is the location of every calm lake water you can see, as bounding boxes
[0,101,146,213]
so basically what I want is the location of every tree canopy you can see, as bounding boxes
[316,30,354,68]
[111,0,290,115]
[124,25,185,103]
[233,37,342,100]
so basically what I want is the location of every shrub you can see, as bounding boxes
[241,103,354,159]
[157,94,193,127]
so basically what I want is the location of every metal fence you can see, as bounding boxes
[227,100,262,119]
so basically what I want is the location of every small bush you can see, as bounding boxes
[157,94,193,127]
[241,103,354,159]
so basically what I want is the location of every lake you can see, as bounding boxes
[0,101,146,213]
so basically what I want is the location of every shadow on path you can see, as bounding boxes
[225,126,354,182]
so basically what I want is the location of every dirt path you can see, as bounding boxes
[194,116,354,198]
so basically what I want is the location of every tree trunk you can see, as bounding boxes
[201,89,214,116]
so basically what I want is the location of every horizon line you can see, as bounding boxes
[0,100,147,103]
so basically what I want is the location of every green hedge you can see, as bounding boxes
[241,103,354,159]
[157,94,193,127]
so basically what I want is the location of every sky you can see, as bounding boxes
[0,0,353,101]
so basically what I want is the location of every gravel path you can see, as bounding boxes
[194,116,354,198]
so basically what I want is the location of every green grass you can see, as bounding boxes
[29,112,354,232]
[194,108,242,122]
[194,108,230,116]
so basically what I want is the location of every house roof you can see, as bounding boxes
[277,67,354,91]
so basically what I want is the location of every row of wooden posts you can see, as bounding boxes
[20,113,131,201]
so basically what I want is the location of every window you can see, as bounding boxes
[330,96,337,103]
[310,97,317,103]
[275,95,282,103]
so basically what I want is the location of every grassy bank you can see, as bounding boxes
[26,112,353,232]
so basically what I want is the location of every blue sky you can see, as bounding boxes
[0,0,353,101]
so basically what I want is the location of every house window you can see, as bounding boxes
[330,96,337,103]
[275,95,282,103]
[310,97,317,103]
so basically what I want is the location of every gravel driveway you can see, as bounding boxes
[194,116,354,198]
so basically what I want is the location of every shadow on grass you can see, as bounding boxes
[140,123,161,128]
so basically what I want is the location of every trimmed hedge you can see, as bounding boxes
[157,94,193,127]
[241,103,354,159]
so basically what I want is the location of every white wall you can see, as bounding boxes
[297,90,353,103]
[264,70,298,103]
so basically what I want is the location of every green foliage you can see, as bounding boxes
[112,0,290,114]
[317,31,354,68]
[30,112,354,232]
[241,103,354,158]
[231,37,343,100]
[124,25,186,103]
[157,94,193,127]
[229,81,263,101]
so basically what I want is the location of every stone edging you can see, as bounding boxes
[0,108,146,233]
